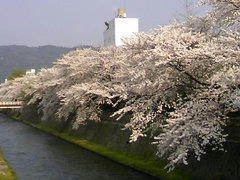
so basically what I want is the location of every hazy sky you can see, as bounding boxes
[0,0,202,47]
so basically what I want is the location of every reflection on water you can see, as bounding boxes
[0,114,157,180]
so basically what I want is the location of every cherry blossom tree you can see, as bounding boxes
[190,0,240,34]
[0,0,239,171]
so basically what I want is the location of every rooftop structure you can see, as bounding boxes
[26,69,36,76]
[103,8,139,47]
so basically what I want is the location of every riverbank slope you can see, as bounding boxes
[0,147,16,180]
[1,107,190,180]
[2,106,240,180]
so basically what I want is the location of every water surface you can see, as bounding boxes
[0,114,157,180]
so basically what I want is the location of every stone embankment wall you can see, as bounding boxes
[2,103,240,180]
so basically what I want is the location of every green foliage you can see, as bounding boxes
[0,148,16,180]
[7,68,26,81]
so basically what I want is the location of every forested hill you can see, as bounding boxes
[0,45,74,82]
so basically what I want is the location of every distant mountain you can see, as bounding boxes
[0,45,89,83]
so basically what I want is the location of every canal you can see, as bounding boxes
[0,114,157,180]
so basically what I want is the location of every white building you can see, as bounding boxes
[26,69,36,76]
[104,8,139,47]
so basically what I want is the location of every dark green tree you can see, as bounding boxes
[7,68,26,81]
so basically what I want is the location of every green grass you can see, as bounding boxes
[0,148,17,180]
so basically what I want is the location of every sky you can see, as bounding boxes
[0,0,203,47]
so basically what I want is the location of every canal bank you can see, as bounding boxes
[0,114,161,180]
[2,104,240,179]
[0,147,16,180]
[1,104,190,180]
